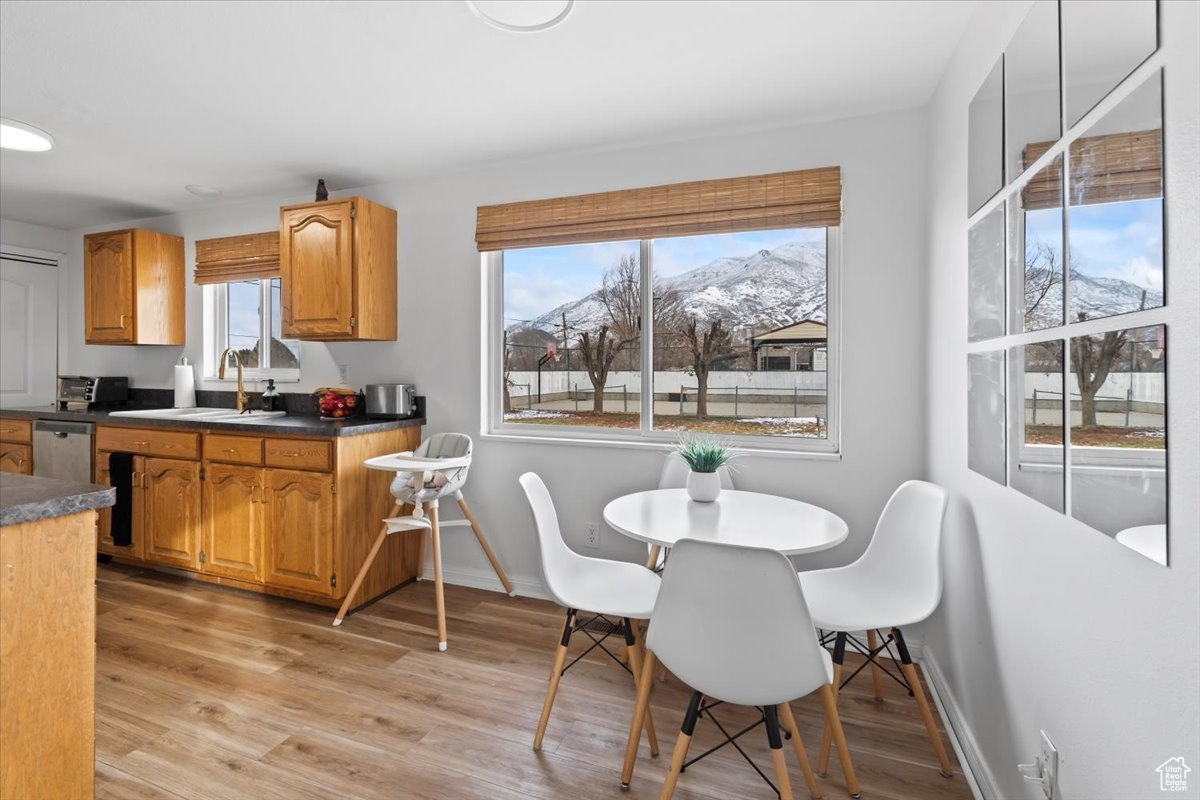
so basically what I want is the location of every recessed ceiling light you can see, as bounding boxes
[185,184,222,197]
[0,118,54,152]
[466,0,574,33]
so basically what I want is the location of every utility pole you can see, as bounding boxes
[562,312,571,374]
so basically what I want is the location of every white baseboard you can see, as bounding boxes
[419,564,554,602]
[920,648,999,800]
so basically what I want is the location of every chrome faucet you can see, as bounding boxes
[218,348,251,413]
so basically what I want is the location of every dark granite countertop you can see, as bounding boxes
[1,473,116,526]
[0,405,425,437]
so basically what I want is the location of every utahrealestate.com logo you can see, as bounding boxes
[1157,757,1190,792]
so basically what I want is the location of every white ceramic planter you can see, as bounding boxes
[686,470,722,502]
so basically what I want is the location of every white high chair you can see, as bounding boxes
[332,433,514,651]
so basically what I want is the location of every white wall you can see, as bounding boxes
[55,108,930,589]
[922,3,1200,800]
[0,217,70,255]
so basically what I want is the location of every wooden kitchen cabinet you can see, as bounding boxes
[84,228,185,345]
[95,424,420,607]
[263,468,335,595]
[1,510,98,800]
[202,463,265,583]
[0,418,32,475]
[279,196,397,341]
[142,457,202,569]
[95,451,145,560]
[0,443,31,475]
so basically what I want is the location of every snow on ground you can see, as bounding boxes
[504,409,572,420]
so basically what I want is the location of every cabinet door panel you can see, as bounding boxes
[280,202,354,338]
[96,452,145,560]
[142,457,201,569]
[202,464,264,582]
[0,443,31,475]
[263,469,333,594]
[84,231,135,343]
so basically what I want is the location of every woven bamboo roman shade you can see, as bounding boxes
[193,231,280,284]
[475,167,841,251]
[1021,128,1161,211]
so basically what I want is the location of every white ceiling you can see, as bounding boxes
[0,0,975,230]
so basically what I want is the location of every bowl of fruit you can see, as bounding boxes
[312,387,362,419]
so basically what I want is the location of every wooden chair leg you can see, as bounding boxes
[416,526,427,581]
[332,503,401,626]
[457,497,515,596]
[818,632,847,775]
[659,691,702,800]
[893,627,953,777]
[645,545,661,571]
[624,618,659,756]
[621,647,658,788]
[818,684,861,799]
[868,629,885,702]
[534,609,575,751]
[765,705,795,800]
[430,506,447,652]
[779,702,823,800]
[657,663,670,683]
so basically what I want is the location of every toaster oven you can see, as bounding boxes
[57,376,129,410]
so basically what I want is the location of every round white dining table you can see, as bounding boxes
[603,488,848,556]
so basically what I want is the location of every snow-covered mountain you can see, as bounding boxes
[513,241,1162,337]
[1025,269,1163,328]
[519,241,828,336]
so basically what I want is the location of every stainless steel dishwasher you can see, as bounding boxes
[32,420,95,483]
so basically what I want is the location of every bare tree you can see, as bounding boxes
[577,323,628,413]
[573,253,688,412]
[683,318,735,419]
[1023,239,1063,326]
[1071,327,1128,429]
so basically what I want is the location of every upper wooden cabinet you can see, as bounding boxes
[84,228,185,345]
[279,197,397,341]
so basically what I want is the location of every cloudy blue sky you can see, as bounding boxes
[503,228,823,326]
[1025,197,1163,291]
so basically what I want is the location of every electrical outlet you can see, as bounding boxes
[584,522,601,549]
[1019,731,1059,800]
[337,364,349,384]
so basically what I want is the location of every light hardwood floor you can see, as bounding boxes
[94,564,972,800]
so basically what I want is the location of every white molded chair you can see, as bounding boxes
[797,479,953,777]
[334,433,513,652]
[647,453,735,570]
[621,539,860,800]
[519,472,661,754]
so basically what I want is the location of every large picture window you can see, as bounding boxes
[488,226,839,450]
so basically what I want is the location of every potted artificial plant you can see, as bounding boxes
[677,438,731,503]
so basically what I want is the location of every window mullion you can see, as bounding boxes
[259,279,271,371]
[640,239,654,435]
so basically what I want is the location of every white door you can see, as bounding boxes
[1,255,58,408]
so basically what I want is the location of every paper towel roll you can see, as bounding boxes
[174,364,196,408]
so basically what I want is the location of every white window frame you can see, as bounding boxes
[203,280,300,382]
[481,228,842,456]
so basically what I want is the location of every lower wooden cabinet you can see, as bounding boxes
[96,451,145,561]
[142,458,201,569]
[0,442,31,475]
[202,463,265,583]
[263,469,334,595]
[93,423,420,607]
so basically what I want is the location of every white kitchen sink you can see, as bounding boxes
[109,407,286,422]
